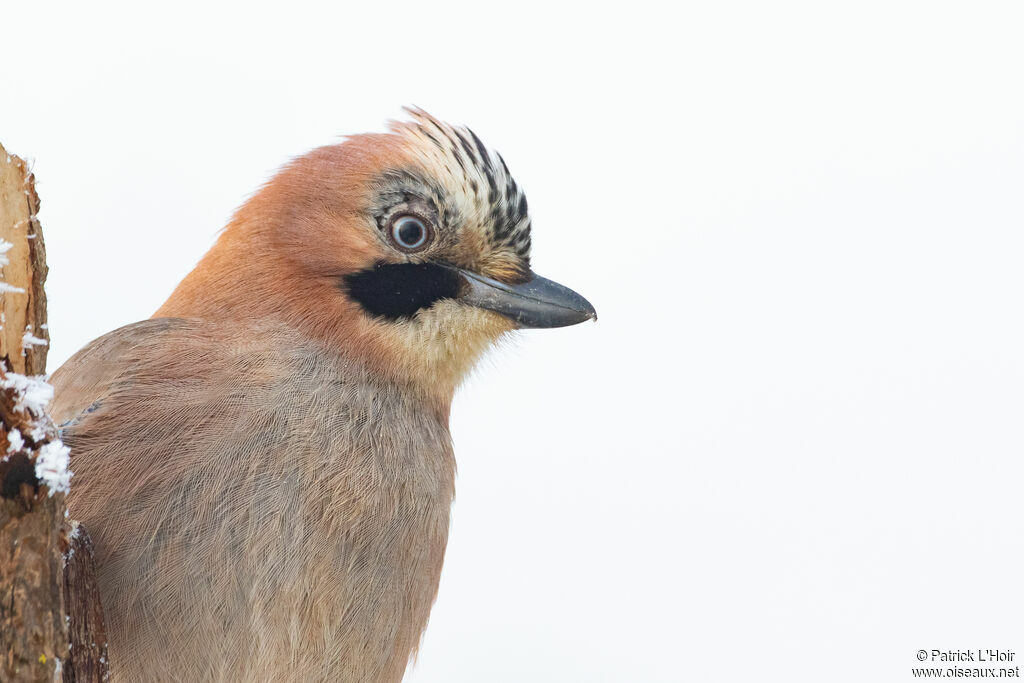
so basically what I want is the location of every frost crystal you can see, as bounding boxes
[64,523,81,562]
[35,439,72,495]
[7,427,24,453]
[0,240,26,293]
[1,373,72,493]
[22,327,48,349]
[0,372,54,415]
[21,328,48,357]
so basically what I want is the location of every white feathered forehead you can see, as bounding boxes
[388,108,532,263]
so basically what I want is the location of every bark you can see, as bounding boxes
[0,144,49,375]
[61,524,109,682]
[0,143,110,682]
[0,482,67,682]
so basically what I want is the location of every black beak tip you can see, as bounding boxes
[577,297,598,324]
[446,264,598,329]
[526,284,597,328]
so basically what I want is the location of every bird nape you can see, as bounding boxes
[48,108,595,682]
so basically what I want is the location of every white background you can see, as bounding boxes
[3,2,1024,681]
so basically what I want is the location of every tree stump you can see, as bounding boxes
[0,144,110,682]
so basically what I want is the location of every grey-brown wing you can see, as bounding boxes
[49,317,190,430]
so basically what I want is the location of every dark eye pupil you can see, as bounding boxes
[397,220,423,246]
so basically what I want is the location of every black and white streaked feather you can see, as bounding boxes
[384,108,533,266]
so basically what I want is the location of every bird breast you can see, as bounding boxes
[56,318,457,682]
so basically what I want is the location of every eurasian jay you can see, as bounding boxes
[49,109,595,682]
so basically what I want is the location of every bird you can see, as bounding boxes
[48,108,595,682]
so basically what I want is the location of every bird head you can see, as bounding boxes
[159,109,595,404]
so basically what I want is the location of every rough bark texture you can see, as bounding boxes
[61,524,110,682]
[0,481,67,682]
[0,143,49,375]
[0,143,109,682]
[0,141,66,683]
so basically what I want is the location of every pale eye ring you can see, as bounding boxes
[389,214,432,252]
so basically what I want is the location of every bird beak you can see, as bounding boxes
[444,266,597,329]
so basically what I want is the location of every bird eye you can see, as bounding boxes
[389,214,432,252]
